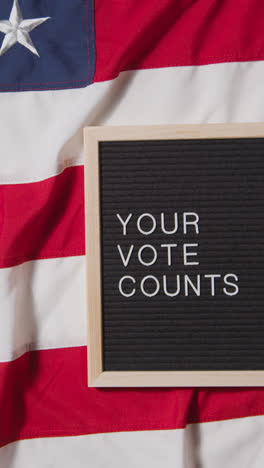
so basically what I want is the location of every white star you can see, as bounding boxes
[0,0,50,57]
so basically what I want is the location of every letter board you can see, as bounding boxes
[84,123,264,387]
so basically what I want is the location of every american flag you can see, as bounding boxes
[1,0,264,466]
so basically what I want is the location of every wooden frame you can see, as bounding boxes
[84,123,264,387]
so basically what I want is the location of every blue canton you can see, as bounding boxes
[0,0,95,91]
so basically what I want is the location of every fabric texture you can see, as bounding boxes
[1,0,264,466]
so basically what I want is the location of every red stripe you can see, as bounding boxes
[0,167,85,268]
[1,346,264,447]
[94,0,264,82]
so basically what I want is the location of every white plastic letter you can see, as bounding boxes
[116,213,133,236]
[184,275,201,296]
[204,274,221,296]
[117,245,134,267]
[138,245,157,266]
[183,244,199,265]
[137,213,156,235]
[183,212,200,234]
[223,274,239,296]
[160,244,177,266]
[140,275,160,297]
[161,213,179,234]
[163,275,181,297]
[119,276,136,297]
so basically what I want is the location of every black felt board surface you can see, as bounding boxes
[99,138,264,371]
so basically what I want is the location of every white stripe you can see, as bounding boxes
[197,414,264,468]
[1,415,264,468]
[0,429,185,468]
[0,256,86,362]
[1,61,264,184]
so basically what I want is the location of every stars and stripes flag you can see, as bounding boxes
[1,0,264,466]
